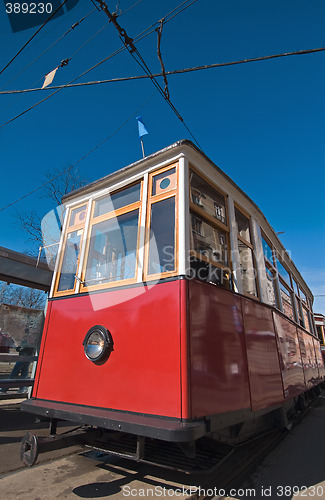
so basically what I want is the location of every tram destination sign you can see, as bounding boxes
[3,0,80,33]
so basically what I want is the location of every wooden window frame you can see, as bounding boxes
[189,165,229,232]
[53,202,89,297]
[188,166,232,281]
[234,204,259,299]
[144,163,179,281]
[79,181,143,292]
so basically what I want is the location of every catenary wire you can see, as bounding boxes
[0,91,157,213]
[0,8,97,92]
[2,46,324,95]
[1,0,144,92]
[0,0,199,129]
[0,0,69,77]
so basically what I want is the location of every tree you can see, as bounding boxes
[0,281,46,309]
[14,165,88,256]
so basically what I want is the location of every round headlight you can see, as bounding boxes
[83,325,113,363]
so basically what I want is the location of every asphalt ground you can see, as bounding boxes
[0,397,84,476]
[224,395,325,500]
[1,397,325,499]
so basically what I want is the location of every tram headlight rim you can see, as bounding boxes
[82,325,113,364]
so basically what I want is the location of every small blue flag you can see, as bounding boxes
[136,116,148,138]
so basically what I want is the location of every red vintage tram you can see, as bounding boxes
[21,140,324,467]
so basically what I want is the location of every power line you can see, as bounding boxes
[2,46,324,95]
[0,92,157,213]
[0,0,200,129]
[95,0,202,149]
[1,0,145,92]
[0,0,69,78]
[0,8,97,92]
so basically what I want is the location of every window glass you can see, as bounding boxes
[84,210,139,285]
[265,267,278,307]
[299,288,308,305]
[152,168,176,196]
[262,236,273,263]
[190,171,226,225]
[279,282,295,321]
[69,205,87,227]
[316,326,324,343]
[296,298,305,327]
[94,183,141,218]
[276,259,291,286]
[148,197,175,275]
[293,280,299,296]
[191,213,228,267]
[238,242,257,296]
[302,305,311,332]
[190,257,232,290]
[57,230,82,291]
[235,208,251,243]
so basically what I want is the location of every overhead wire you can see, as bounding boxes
[1,0,145,92]
[2,46,324,95]
[0,0,199,129]
[0,91,157,213]
[0,0,69,78]
[0,8,97,92]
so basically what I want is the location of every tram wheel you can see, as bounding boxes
[20,432,39,467]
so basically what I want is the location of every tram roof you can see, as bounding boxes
[62,140,313,301]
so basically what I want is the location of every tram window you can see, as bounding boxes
[316,325,324,343]
[275,259,290,285]
[152,168,176,196]
[190,171,227,225]
[299,288,308,305]
[265,267,278,308]
[69,205,87,227]
[302,305,311,332]
[235,208,251,243]
[238,242,258,297]
[84,210,139,285]
[148,197,175,275]
[261,236,274,263]
[57,230,82,292]
[293,279,299,296]
[190,212,228,267]
[296,298,305,327]
[279,282,295,321]
[94,183,141,218]
[190,257,232,290]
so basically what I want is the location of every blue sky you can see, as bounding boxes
[0,0,324,311]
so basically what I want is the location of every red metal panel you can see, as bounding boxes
[272,313,305,398]
[297,329,319,389]
[188,280,251,418]
[179,280,190,419]
[34,281,182,418]
[242,300,283,411]
[314,338,325,380]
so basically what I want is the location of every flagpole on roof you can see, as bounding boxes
[140,137,145,158]
[136,116,148,158]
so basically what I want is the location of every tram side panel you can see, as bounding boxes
[297,328,319,388]
[188,280,251,419]
[241,300,284,411]
[32,280,183,418]
[313,337,325,380]
[272,312,306,399]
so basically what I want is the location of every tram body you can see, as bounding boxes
[22,140,325,454]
